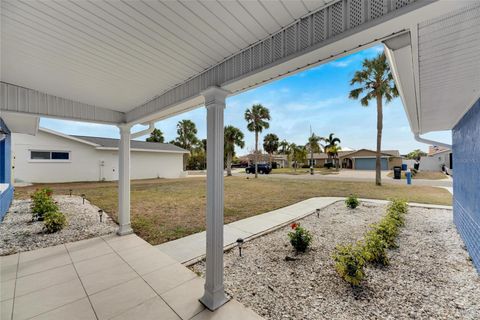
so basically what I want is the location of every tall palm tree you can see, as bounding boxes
[245,104,271,178]
[292,145,307,171]
[349,52,398,185]
[224,126,245,176]
[327,145,342,170]
[324,133,341,168]
[263,133,279,166]
[286,142,296,169]
[174,119,199,151]
[306,133,324,171]
[146,128,164,143]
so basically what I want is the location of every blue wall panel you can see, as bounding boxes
[452,98,480,273]
[0,117,13,220]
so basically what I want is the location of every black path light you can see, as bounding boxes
[69,189,72,196]
[236,238,244,257]
[98,209,104,222]
[81,194,86,204]
[316,208,321,218]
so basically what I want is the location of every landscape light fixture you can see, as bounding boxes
[236,238,244,257]
[69,189,72,197]
[316,208,320,218]
[98,209,104,222]
[81,194,86,204]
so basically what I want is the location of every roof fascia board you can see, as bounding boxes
[38,128,101,147]
[95,147,189,154]
[1,82,125,124]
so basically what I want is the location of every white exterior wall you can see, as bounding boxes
[419,151,451,172]
[12,131,185,183]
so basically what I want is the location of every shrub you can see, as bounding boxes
[288,222,313,253]
[332,243,365,286]
[31,189,58,221]
[372,218,398,248]
[345,195,360,209]
[362,230,389,266]
[44,211,67,233]
[324,162,334,169]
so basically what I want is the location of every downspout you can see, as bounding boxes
[130,122,155,139]
[413,133,452,149]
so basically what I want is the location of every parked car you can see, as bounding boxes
[245,163,272,174]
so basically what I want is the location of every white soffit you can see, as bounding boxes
[417,2,480,133]
[1,0,332,112]
[0,113,39,135]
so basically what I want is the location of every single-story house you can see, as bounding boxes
[419,149,452,173]
[13,128,189,183]
[310,149,402,170]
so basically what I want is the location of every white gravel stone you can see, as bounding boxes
[192,201,480,319]
[0,195,116,255]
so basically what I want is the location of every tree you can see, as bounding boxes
[406,149,427,160]
[349,52,398,185]
[174,120,199,151]
[224,126,245,176]
[324,133,341,168]
[145,128,164,143]
[279,140,290,154]
[306,133,324,170]
[263,133,279,166]
[327,145,342,170]
[292,145,307,171]
[245,104,271,178]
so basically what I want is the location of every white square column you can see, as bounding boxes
[117,124,133,236]
[200,86,230,310]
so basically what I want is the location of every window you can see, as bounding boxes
[30,151,70,161]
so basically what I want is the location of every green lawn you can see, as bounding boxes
[271,167,338,175]
[15,177,451,245]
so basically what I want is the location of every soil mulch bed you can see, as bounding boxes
[192,201,480,319]
[0,195,116,256]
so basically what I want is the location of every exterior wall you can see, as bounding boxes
[419,151,451,171]
[0,117,13,220]
[389,157,403,169]
[13,131,185,183]
[452,98,480,273]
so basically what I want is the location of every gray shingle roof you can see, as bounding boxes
[71,135,188,153]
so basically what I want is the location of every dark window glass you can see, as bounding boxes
[31,151,50,160]
[52,152,69,160]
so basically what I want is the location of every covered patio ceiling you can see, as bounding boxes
[2,0,477,136]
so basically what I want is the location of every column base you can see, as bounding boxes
[199,286,229,311]
[116,224,133,236]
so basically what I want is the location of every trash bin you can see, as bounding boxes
[401,163,408,171]
[393,166,402,180]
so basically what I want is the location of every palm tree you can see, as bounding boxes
[245,104,271,178]
[306,133,324,172]
[349,52,398,185]
[279,140,289,154]
[324,133,341,168]
[146,128,164,143]
[263,133,279,166]
[286,142,296,169]
[174,120,199,151]
[327,145,342,170]
[224,126,245,176]
[292,145,307,171]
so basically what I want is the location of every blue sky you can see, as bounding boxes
[41,44,451,155]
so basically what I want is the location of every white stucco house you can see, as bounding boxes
[12,128,188,183]
[419,149,452,173]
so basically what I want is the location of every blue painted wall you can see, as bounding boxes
[0,117,13,220]
[452,98,480,273]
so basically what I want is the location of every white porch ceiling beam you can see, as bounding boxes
[0,82,124,124]
[126,0,435,125]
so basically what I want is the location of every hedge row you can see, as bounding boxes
[332,199,408,286]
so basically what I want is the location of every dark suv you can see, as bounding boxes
[245,163,272,174]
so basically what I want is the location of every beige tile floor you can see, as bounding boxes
[0,234,262,320]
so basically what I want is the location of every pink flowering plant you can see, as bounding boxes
[288,222,313,253]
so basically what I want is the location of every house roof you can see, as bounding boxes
[38,128,188,153]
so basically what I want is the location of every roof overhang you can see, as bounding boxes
[384,2,480,134]
[0,112,39,135]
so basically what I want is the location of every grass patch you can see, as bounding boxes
[386,171,448,180]
[15,177,451,245]
[271,167,338,175]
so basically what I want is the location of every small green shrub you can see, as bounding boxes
[362,230,389,266]
[372,218,399,248]
[388,199,408,215]
[43,211,67,233]
[345,195,360,209]
[332,243,365,286]
[31,189,58,221]
[288,222,313,253]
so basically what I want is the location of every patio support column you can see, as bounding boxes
[117,124,133,236]
[200,86,230,311]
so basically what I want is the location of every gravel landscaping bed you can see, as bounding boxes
[192,201,480,319]
[0,195,117,255]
